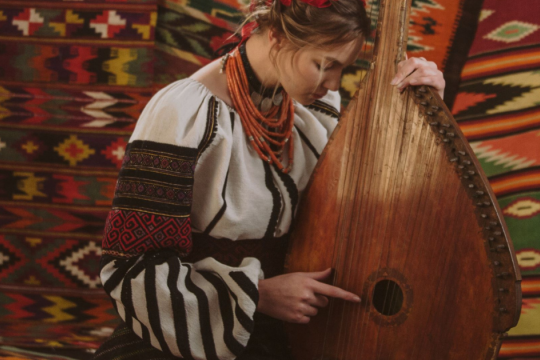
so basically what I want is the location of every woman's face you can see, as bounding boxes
[275,39,364,105]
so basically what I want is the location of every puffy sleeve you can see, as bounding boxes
[100,80,263,360]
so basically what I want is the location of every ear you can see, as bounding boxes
[267,27,282,48]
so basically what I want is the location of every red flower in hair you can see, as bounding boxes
[279,0,366,8]
[302,0,333,7]
[280,0,332,6]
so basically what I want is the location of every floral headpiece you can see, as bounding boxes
[280,0,333,7]
[251,0,366,9]
[241,0,367,43]
[280,0,366,7]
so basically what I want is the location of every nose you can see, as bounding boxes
[323,73,341,92]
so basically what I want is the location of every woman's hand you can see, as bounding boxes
[257,268,361,324]
[391,56,446,99]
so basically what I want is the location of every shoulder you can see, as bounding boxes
[130,78,222,151]
[190,58,233,108]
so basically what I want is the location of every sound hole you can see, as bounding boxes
[372,279,404,316]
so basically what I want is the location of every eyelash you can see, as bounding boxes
[316,62,335,71]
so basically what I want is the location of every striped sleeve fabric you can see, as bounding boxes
[100,82,263,360]
[100,252,261,360]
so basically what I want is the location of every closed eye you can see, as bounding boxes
[315,61,336,71]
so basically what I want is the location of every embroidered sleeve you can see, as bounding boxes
[102,140,196,259]
[100,86,262,360]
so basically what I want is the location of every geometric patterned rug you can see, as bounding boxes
[452,0,540,357]
[0,0,156,352]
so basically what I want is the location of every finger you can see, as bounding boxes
[302,304,319,317]
[311,282,361,303]
[406,76,444,90]
[392,58,437,85]
[296,316,311,324]
[407,76,445,98]
[303,268,333,281]
[309,294,329,308]
[391,60,419,85]
[397,70,441,90]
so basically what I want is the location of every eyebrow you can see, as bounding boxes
[324,57,345,67]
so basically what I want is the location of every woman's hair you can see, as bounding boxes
[250,0,371,50]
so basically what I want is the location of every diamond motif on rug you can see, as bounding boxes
[484,20,540,43]
[14,134,47,160]
[503,197,540,219]
[56,241,102,288]
[516,249,540,272]
[54,135,96,166]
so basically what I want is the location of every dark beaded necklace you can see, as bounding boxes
[238,42,285,113]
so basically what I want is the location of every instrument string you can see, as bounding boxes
[340,1,379,356]
[340,66,375,358]
[369,64,409,360]
[373,86,419,360]
[364,3,416,356]
[405,123,442,358]
[354,0,400,356]
[320,12,375,350]
[335,68,373,357]
[409,141,466,359]
[336,0,373,351]
[371,3,425,357]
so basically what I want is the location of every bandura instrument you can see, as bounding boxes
[285,0,522,359]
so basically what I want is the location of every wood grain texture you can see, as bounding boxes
[284,0,521,359]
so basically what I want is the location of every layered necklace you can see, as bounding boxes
[224,43,295,174]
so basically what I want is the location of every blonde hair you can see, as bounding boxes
[228,0,371,97]
[248,0,371,50]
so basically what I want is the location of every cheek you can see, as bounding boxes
[296,66,321,91]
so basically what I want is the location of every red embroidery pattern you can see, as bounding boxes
[102,210,192,258]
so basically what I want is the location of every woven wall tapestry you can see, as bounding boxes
[0,0,157,354]
[452,0,540,357]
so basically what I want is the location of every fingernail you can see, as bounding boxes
[354,296,361,302]
[390,78,398,85]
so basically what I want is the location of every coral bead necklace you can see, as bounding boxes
[224,44,295,174]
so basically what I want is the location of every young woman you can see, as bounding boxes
[94,0,445,359]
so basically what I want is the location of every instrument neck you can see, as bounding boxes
[371,0,412,81]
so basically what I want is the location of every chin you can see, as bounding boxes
[294,95,316,106]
